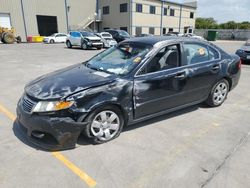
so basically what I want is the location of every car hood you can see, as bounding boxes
[25,63,115,100]
[240,46,250,51]
[85,36,101,40]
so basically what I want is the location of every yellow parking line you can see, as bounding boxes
[0,103,16,121]
[52,152,97,187]
[0,102,97,187]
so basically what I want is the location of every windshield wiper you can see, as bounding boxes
[85,63,113,74]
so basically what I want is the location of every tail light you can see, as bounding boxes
[238,59,242,69]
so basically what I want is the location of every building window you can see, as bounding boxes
[164,8,167,15]
[120,3,128,13]
[163,28,166,35]
[149,27,155,35]
[170,9,175,16]
[190,12,194,19]
[169,28,174,32]
[103,6,110,15]
[120,27,128,32]
[136,3,143,12]
[136,27,142,36]
[150,6,156,14]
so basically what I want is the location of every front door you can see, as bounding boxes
[133,43,190,119]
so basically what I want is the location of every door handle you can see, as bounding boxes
[174,71,186,79]
[212,64,220,71]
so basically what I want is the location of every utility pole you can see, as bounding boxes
[64,0,69,33]
[20,0,28,40]
[178,4,183,33]
[160,1,164,35]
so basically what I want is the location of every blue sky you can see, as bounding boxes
[178,0,250,23]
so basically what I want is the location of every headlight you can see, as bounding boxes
[32,101,74,113]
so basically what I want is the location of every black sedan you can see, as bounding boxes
[16,37,241,150]
[236,39,250,63]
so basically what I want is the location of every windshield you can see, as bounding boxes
[50,33,56,37]
[102,34,112,38]
[81,32,95,37]
[118,30,130,37]
[86,43,152,75]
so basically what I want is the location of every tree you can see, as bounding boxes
[195,17,218,29]
[195,18,250,29]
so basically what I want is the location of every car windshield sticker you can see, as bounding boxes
[198,48,206,56]
[133,57,142,63]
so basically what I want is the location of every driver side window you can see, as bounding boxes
[139,44,180,74]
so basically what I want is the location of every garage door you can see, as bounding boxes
[0,13,11,28]
[36,15,58,36]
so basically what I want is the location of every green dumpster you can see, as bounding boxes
[207,31,218,41]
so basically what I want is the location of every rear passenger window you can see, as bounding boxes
[183,43,209,65]
[208,46,220,60]
[71,32,80,37]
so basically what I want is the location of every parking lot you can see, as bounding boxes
[0,40,249,188]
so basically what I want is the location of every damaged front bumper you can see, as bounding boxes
[16,100,88,151]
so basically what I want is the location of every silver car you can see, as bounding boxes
[96,32,117,48]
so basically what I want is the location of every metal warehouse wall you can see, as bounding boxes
[67,0,96,29]
[0,0,27,41]
[0,0,97,41]
[22,0,67,37]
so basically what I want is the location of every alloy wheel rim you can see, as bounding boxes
[91,110,120,141]
[83,43,87,49]
[213,82,228,105]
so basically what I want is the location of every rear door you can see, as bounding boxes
[55,34,67,42]
[180,42,221,103]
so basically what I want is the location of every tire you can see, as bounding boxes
[97,45,103,50]
[50,39,55,44]
[16,36,22,43]
[66,40,72,48]
[81,42,88,50]
[2,32,15,44]
[84,106,124,144]
[206,79,229,107]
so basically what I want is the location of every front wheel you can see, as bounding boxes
[81,42,88,50]
[50,39,55,44]
[206,79,229,107]
[84,106,124,144]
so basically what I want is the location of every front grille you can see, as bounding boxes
[22,95,36,113]
[91,40,101,43]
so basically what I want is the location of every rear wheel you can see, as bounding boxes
[206,79,229,107]
[66,40,72,48]
[84,106,124,144]
[16,36,22,43]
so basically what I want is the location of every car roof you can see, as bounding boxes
[105,29,127,33]
[100,32,111,35]
[123,36,206,46]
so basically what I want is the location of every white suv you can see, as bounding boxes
[66,31,103,50]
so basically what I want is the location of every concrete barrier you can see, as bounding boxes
[194,29,250,41]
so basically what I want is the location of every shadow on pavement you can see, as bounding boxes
[13,104,202,150]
